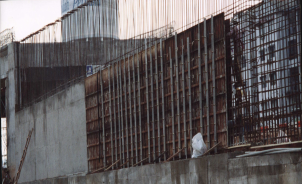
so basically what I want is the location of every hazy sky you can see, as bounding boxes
[0,0,61,41]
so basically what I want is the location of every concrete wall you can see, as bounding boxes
[10,80,88,183]
[3,43,17,178]
[19,152,301,184]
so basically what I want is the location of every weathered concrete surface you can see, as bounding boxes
[20,152,301,184]
[228,152,302,184]
[11,80,88,183]
[3,43,18,177]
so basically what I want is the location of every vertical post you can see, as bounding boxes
[155,42,161,162]
[175,34,181,159]
[108,66,113,169]
[181,39,187,158]
[160,39,166,160]
[128,56,133,167]
[198,23,203,134]
[100,70,106,168]
[211,15,217,153]
[124,57,129,167]
[150,42,155,161]
[187,37,193,155]
[169,47,175,159]
[132,55,138,165]
[137,51,143,165]
[145,39,150,163]
[204,18,210,149]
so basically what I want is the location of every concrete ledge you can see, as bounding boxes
[20,152,301,184]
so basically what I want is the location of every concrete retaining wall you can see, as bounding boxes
[20,152,301,184]
[10,80,88,183]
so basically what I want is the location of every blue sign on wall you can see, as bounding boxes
[86,65,93,76]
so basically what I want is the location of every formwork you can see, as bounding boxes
[85,13,228,172]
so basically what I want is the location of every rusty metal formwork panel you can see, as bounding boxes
[85,13,227,172]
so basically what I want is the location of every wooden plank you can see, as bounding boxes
[165,147,185,162]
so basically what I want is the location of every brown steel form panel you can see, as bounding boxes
[85,13,227,173]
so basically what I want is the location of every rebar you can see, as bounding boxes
[169,47,175,160]
[175,33,181,159]
[187,37,193,156]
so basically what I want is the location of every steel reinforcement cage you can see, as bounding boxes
[85,13,228,172]
[226,0,302,146]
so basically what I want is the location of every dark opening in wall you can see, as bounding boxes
[0,78,6,118]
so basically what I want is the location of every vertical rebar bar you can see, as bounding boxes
[175,33,181,159]
[108,66,113,169]
[211,15,217,153]
[100,70,106,168]
[181,39,187,158]
[132,55,138,165]
[128,55,133,167]
[119,60,124,167]
[204,18,210,149]
[124,57,129,167]
[169,47,175,159]
[97,70,101,164]
[137,50,143,165]
[145,39,151,163]
[150,42,155,161]
[113,63,117,166]
[223,19,229,149]
[155,42,161,162]
[198,23,203,135]
[117,63,121,167]
[187,37,193,156]
[160,39,166,161]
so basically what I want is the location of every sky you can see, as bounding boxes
[0,0,61,41]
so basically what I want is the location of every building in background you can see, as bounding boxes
[61,0,119,41]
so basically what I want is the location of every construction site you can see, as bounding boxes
[0,0,301,183]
